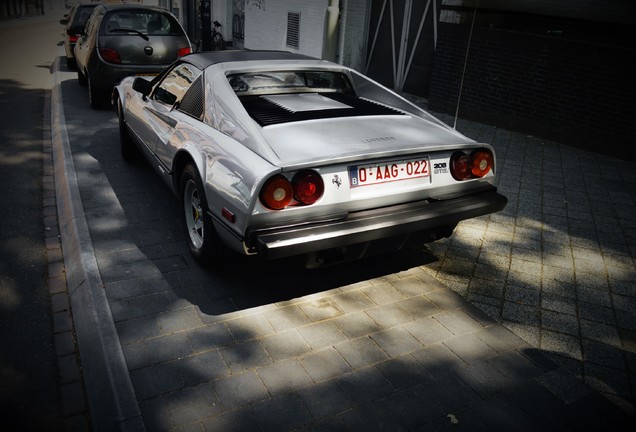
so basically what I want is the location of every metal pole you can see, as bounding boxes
[453,2,477,129]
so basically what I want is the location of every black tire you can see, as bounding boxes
[116,96,138,161]
[77,67,87,86]
[66,57,76,70]
[180,164,224,263]
[88,73,105,109]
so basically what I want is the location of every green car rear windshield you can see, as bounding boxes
[227,71,354,96]
[102,10,183,36]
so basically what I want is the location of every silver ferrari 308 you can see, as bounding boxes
[112,50,507,266]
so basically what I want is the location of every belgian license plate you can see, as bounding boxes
[348,157,430,187]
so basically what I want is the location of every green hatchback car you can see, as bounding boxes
[74,3,192,109]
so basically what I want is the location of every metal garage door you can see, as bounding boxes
[365,0,441,97]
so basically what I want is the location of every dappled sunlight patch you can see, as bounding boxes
[602,248,634,268]
[0,149,43,165]
[0,275,20,309]
[513,216,543,231]
[452,223,486,244]
[509,256,542,276]
[82,197,128,226]
[607,268,636,296]
[512,225,542,243]
[539,330,583,362]
[506,269,540,288]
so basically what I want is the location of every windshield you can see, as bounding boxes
[102,10,183,36]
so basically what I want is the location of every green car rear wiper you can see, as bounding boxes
[110,28,149,41]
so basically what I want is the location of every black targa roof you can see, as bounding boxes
[183,50,319,70]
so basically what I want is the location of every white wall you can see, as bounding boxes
[243,0,328,58]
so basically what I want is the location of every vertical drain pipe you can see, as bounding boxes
[324,0,340,62]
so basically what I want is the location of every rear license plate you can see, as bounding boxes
[348,157,430,187]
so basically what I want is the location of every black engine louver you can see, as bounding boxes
[240,94,405,127]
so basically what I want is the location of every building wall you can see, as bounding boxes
[243,0,328,58]
[337,0,369,71]
[428,21,636,160]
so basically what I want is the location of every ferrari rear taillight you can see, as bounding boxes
[260,175,293,210]
[260,170,324,210]
[450,148,494,181]
[177,47,192,57]
[99,47,121,64]
[470,149,493,177]
[292,170,324,205]
[450,153,471,181]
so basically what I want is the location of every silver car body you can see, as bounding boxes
[114,51,507,261]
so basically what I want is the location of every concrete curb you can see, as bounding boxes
[51,56,145,432]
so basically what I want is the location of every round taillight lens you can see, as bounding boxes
[99,47,121,64]
[292,170,324,205]
[471,149,493,177]
[450,153,471,181]
[260,175,293,210]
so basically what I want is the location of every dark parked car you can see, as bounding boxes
[74,3,192,109]
[59,2,101,69]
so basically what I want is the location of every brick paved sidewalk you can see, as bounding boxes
[54,66,636,431]
[418,106,636,414]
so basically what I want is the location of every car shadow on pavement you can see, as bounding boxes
[77,120,440,313]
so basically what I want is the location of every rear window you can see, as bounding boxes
[70,6,97,27]
[101,9,183,36]
[227,71,354,96]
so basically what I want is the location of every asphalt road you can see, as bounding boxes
[0,12,69,431]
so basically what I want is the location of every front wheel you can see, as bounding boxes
[180,164,224,263]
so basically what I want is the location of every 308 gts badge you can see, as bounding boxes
[433,162,448,174]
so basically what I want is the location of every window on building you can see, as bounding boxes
[286,11,300,50]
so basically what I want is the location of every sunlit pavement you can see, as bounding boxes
[420,105,636,411]
[51,49,636,430]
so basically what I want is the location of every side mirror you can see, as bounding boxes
[132,77,153,97]
[154,87,177,106]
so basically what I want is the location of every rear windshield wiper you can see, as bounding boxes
[109,28,149,41]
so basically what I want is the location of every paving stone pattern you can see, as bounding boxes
[59,72,636,431]
[421,107,636,413]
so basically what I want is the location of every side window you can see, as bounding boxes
[153,63,202,108]
[178,77,204,120]
[77,8,94,26]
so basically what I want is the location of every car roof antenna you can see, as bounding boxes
[453,1,478,130]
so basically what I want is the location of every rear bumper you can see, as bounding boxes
[89,58,167,89]
[246,187,507,259]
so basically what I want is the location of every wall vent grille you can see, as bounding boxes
[286,11,300,50]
